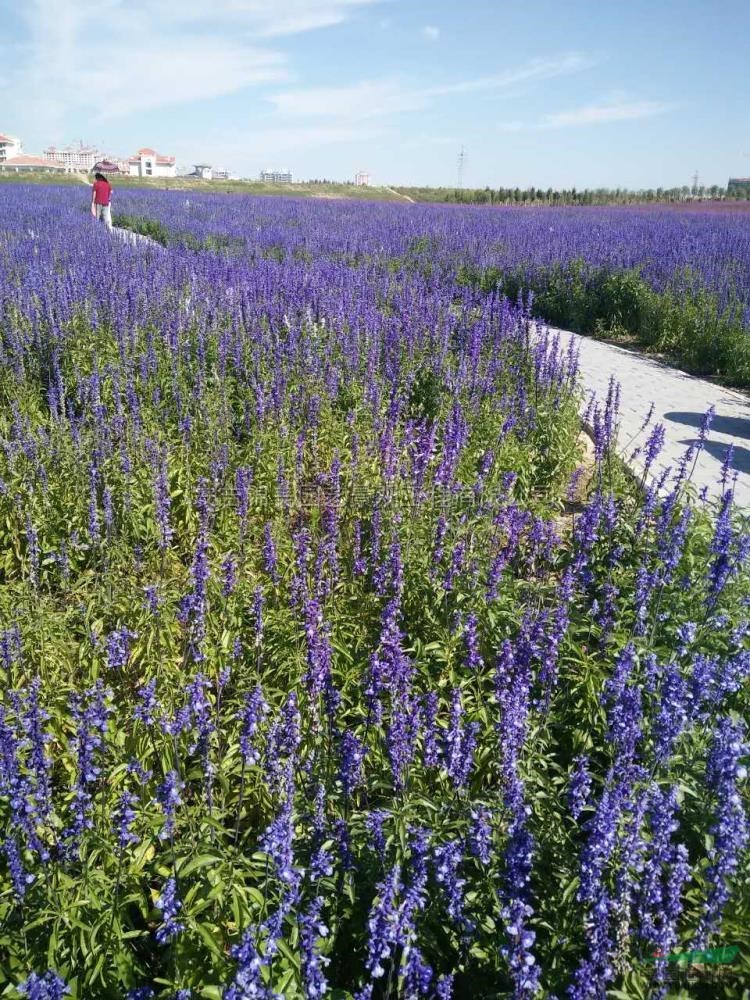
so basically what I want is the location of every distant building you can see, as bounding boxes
[260,168,292,183]
[0,154,66,174]
[128,148,177,178]
[44,142,100,172]
[212,167,231,181]
[355,170,371,187]
[728,177,750,196]
[0,132,22,162]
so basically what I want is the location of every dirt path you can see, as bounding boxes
[384,187,415,203]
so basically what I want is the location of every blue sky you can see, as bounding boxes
[1,0,748,188]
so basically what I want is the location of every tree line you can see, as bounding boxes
[392,183,750,206]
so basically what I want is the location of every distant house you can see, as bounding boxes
[260,168,292,184]
[128,148,177,178]
[45,143,100,172]
[212,167,231,181]
[355,170,371,187]
[0,132,22,162]
[0,154,67,174]
[728,177,750,196]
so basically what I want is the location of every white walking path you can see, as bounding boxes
[553,327,750,509]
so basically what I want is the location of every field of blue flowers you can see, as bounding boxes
[0,184,748,999]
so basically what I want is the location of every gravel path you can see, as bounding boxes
[553,327,750,508]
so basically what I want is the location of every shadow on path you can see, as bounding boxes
[665,411,750,439]
[678,439,750,474]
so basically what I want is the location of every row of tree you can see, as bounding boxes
[393,184,750,206]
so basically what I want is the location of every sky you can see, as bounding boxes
[1,0,749,189]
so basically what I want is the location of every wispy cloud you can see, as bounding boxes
[270,53,593,122]
[427,52,594,97]
[2,0,381,127]
[422,25,440,41]
[538,98,673,129]
[270,78,429,119]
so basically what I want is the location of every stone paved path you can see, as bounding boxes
[552,327,750,509]
[113,226,162,249]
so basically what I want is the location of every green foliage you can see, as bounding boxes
[458,259,750,388]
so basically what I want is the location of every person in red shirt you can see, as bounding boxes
[91,172,113,231]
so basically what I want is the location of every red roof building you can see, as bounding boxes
[0,154,66,173]
[128,147,176,178]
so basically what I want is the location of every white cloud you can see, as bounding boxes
[427,53,594,98]
[270,78,430,119]
[2,0,380,126]
[422,25,440,41]
[538,98,673,128]
[270,53,594,124]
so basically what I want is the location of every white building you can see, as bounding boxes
[355,170,371,187]
[260,168,292,183]
[44,142,100,172]
[128,148,177,178]
[0,133,22,162]
[0,154,66,174]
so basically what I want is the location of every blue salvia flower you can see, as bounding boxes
[153,443,173,551]
[693,716,749,948]
[433,839,472,933]
[402,942,433,999]
[157,770,184,842]
[155,876,185,944]
[339,730,366,799]
[65,681,111,853]
[222,555,238,597]
[143,584,162,616]
[652,665,688,765]
[444,688,479,790]
[224,927,275,1000]
[421,692,440,769]
[134,679,159,727]
[365,809,390,864]
[362,863,401,980]
[299,895,330,999]
[463,610,483,671]
[126,989,154,1000]
[105,627,137,671]
[386,694,421,791]
[469,806,493,864]
[17,971,70,999]
[263,522,279,585]
[238,684,268,766]
[4,834,34,900]
[568,755,592,822]
[309,783,333,880]
[114,787,139,850]
[636,785,690,993]
[435,975,454,999]
[259,777,298,888]
[186,673,216,811]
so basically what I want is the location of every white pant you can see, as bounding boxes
[96,204,112,231]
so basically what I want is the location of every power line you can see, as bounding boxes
[457,145,466,189]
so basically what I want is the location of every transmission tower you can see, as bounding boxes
[692,169,700,194]
[457,145,466,189]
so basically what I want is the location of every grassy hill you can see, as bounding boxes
[0,171,405,201]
